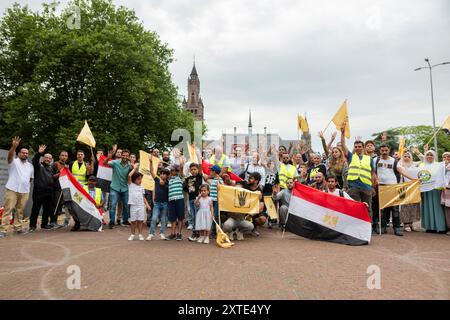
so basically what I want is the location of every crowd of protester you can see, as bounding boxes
[1,121,449,242]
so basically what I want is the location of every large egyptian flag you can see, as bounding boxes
[287,182,372,246]
[59,167,103,231]
[96,154,112,192]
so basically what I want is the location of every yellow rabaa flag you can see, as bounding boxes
[187,143,199,164]
[379,180,421,210]
[218,185,261,215]
[139,150,161,191]
[298,114,309,133]
[331,100,350,139]
[398,136,406,158]
[76,120,96,148]
[264,196,279,220]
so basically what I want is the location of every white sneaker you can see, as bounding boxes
[187,225,194,230]
[197,236,205,243]
[236,230,244,241]
[157,223,161,227]
[167,223,172,228]
[128,235,135,241]
[138,234,144,241]
[160,234,166,240]
[228,232,235,241]
[146,234,154,241]
[203,237,210,244]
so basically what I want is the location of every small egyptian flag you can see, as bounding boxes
[96,154,112,192]
[59,168,103,231]
[77,120,96,148]
[287,182,371,246]
[218,185,260,215]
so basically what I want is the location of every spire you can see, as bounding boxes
[190,59,198,77]
[248,108,253,128]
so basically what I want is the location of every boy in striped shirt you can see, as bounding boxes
[167,164,185,241]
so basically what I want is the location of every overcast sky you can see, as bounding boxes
[2,0,450,150]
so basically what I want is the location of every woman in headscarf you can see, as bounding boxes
[418,150,446,233]
[441,151,450,234]
[398,151,421,232]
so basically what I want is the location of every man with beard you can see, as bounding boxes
[242,172,266,237]
[105,145,132,228]
[278,153,298,190]
[272,178,294,230]
[51,150,70,227]
[29,144,55,232]
[161,151,171,168]
[1,137,34,238]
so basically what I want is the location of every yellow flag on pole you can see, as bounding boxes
[378,180,421,210]
[76,120,96,148]
[187,143,199,164]
[139,150,161,191]
[297,114,309,133]
[331,100,350,139]
[442,115,450,133]
[218,185,261,215]
[264,196,279,220]
[398,136,406,158]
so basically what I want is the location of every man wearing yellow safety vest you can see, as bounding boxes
[209,146,231,175]
[71,175,104,231]
[278,152,298,190]
[69,150,94,186]
[340,122,376,225]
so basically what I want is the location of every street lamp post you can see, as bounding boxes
[414,58,450,154]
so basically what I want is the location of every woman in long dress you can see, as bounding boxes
[441,151,450,234]
[418,150,446,233]
[399,152,421,232]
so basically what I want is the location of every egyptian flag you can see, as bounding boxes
[287,182,371,246]
[59,168,103,231]
[96,154,112,192]
[202,160,243,182]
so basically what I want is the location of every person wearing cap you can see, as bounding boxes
[203,165,223,238]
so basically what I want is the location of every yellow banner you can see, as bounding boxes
[264,196,278,220]
[378,180,421,210]
[76,120,96,147]
[139,150,161,191]
[331,100,350,139]
[218,185,260,215]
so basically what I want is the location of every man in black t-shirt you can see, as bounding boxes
[243,172,266,236]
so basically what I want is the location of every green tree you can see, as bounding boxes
[0,0,194,157]
[371,125,450,159]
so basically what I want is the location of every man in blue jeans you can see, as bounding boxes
[104,145,132,229]
[147,168,170,240]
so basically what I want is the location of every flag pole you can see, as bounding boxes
[281,212,289,239]
[425,124,443,147]
[322,120,333,134]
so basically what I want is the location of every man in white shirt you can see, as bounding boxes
[325,175,353,200]
[1,137,34,237]
[245,152,266,188]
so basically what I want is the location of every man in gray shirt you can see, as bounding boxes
[273,178,294,229]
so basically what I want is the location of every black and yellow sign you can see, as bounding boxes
[379,180,421,210]
[218,185,260,215]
